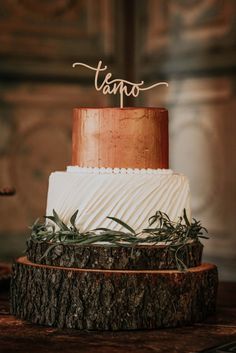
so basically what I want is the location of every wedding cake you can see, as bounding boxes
[46,107,191,233]
[11,106,218,330]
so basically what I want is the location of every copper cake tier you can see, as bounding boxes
[72,107,169,169]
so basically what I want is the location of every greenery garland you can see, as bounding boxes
[29,209,208,270]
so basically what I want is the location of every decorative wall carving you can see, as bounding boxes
[145,0,235,54]
[137,0,236,82]
[0,83,109,233]
[18,0,78,17]
[0,0,114,78]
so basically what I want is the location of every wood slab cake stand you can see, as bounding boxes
[11,108,218,330]
[11,257,218,330]
[26,239,204,270]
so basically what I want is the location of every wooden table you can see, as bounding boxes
[0,281,236,353]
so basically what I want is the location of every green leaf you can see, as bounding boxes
[148,215,158,227]
[197,235,209,239]
[183,208,190,226]
[107,216,136,234]
[93,227,115,232]
[70,210,79,229]
[142,227,163,232]
[40,243,59,261]
[53,209,69,230]
[74,234,110,245]
[29,218,40,230]
[162,212,170,221]
[174,245,188,271]
[45,210,69,231]
[94,228,130,236]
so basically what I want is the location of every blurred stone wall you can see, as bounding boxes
[0,0,120,259]
[136,0,236,281]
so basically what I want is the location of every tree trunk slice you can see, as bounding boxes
[26,239,203,270]
[11,257,218,330]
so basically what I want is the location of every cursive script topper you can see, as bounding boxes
[72,60,168,108]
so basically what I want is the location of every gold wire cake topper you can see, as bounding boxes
[72,60,168,108]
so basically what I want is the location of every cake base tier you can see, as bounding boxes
[11,257,218,330]
[26,239,203,270]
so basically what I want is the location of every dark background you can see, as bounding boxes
[0,0,235,281]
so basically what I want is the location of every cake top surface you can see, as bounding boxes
[73,107,167,111]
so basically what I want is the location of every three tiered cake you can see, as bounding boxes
[11,107,218,330]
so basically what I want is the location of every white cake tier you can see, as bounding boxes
[46,167,191,232]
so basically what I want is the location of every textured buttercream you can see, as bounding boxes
[46,167,191,233]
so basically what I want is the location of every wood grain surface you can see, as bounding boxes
[11,258,218,330]
[1,280,236,353]
[26,239,203,270]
